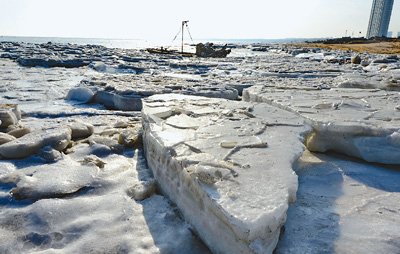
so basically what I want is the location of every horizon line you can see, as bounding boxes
[0,34,333,42]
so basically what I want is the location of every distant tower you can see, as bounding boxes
[366,0,394,38]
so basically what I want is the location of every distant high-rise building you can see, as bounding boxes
[398,32,400,38]
[366,0,394,38]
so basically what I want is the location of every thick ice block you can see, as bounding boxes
[142,94,309,253]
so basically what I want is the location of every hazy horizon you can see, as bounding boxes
[1,0,400,40]
[0,35,329,41]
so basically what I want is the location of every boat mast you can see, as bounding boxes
[181,20,188,53]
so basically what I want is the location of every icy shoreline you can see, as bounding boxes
[1,41,400,253]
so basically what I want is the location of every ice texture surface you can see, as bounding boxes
[0,53,210,253]
[142,94,309,253]
[0,137,210,254]
[244,86,400,164]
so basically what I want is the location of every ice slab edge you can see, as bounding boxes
[142,94,309,253]
[243,85,400,165]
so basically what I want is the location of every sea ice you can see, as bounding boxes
[275,151,400,254]
[0,112,210,254]
[2,40,400,253]
[67,121,94,140]
[71,74,239,111]
[0,127,71,159]
[65,87,94,103]
[142,94,309,253]
[0,152,209,254]
[0,104,21,128]
[0,133,16,145]
[243,85,400,164]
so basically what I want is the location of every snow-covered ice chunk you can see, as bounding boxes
[7,156,99,200]
[7,126,31,138]
[66,87,94,103]
[0,127,71,159]
[0,133,16,145]
[68,121,94,140]
[0,104,21,128]
[93,91,143,111]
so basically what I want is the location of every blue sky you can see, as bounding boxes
[1,0,399,39]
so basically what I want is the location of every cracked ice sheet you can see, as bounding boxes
[243,86,400,127]
[0,59,125,118]
[0,59,92,107]
[0,151,210,254]
[142,94,310,253]
[243,86,400,164]
[276,151,400,254]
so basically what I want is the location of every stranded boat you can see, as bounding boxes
[146,21,231,58]
[146,47,194,57]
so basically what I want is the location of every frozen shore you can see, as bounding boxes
[0,41,399,253]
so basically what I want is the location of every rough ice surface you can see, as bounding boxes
[0,51,210,253]
[0,120,210,254]
[276,151,400,254]
[0,152,209,253]
[242,48,400,166]
[74,72,239,111]
[243,85,400,164]
[142,94,309,253]
[3,156,98,200]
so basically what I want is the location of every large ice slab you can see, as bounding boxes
[142,94,309,253]
[243,85,400,164]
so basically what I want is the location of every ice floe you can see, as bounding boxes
[142,94,309,253]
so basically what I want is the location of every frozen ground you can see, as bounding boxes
[0,41,400,253]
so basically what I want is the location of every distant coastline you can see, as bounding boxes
[298,37,400,54]
[0,36,148,49]
[0,35,326,49]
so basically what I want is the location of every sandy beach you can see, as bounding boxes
[299,39,400,54]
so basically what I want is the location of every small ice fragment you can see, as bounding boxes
[220,141,237,148]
